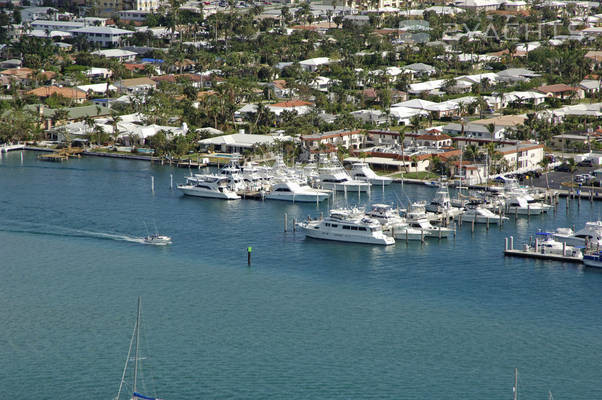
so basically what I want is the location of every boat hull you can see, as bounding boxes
[296,224,394,245]
[461,215,507,224]
[321,182,371,192]
[266,192,329,202]
[583,256,602,268]
[178,185,241,200]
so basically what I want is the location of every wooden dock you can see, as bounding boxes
[237,190,265,200]
[504,249,583,263]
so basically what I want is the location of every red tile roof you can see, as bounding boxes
[271,100,313,108]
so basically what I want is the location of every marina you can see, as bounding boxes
[3,152,602,400]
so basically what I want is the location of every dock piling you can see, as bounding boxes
[170,174,173,190]
[510,236,514,250]
[284,213,288,232]
[20,151,23,164]
[151,176,155,192]
[293,217,296,232]
[247,247,252,266]
[505,237,508,251]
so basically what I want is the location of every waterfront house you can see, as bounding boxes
[91,49,137,62]
[301,129,365,151]
[443,122,506,140]
[199,133,293,153]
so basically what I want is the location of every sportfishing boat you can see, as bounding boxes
[462,206,508,224]
[177,175,241,200]
[144,233,172,245]
[365,204,423,240]
[114,297,162,400]
[525,233,583,259]
[295,208,395,245]
[265,178,329,202]
[217,158,247,191]
[404,201,439,222]
[506,195,548,215]
[425,185,463,218]
[407,217,453,238]
[553,221,602,247]
[317,165,371,192]
[583,251,602,268]
[349,162,393,185]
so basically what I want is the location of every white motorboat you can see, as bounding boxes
[506,195,547,215]
[318,165,371,192]
[425,185,463,217]
[349,162,393,185]
[177,175,241,200]
[144,233,172,245]
[462,206,508,224]
[265,179,329,202]
[406,217,453,238]
[365,204,423,240]
[404,201,439,222]
[583,251,602,268]
[525,233,583,259]
[216,158,248,191]
[295,208,395,245]
[553,221,602,247]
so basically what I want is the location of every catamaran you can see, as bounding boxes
[115,297,162,400]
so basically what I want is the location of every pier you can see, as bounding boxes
[38,148,83,162]
[503,236,583,263]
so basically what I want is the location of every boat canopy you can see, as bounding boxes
[134,392,159,400]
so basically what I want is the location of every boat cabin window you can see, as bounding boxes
[351,226,358,231]
[275,188,291,192]
[358,227,367,231]
[325,223,330,227]
[343,225,351,230]
[331,224,338,228]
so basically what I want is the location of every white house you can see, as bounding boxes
[199,133,293,153]
[299,57,332,72]
[72,26,133,47]
[91,49,137,62]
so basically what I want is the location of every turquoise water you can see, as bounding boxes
[1,151,602,399]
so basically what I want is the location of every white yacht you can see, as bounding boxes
[404,201,439,222]
[365,204,423,240]
[295,208,395,245]
[525,234,583,259]
[177,175,241,200]
[216,158,248,191]
[406,217,453,238]
[265,179,329,202]
[425,186,463,217]
[144,233,172,245]
[462,206,508,224]
[318,165,371,192]
[506,195,547,215]
[349,162,393,185]
[553,221,602,247]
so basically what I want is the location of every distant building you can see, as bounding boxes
[72,27,133,47]
[301,129,365,151]
[536,84,585,100]
[27,86,87,104]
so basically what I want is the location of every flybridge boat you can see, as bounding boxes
[461,206,508,224]
[404,202,454,238]
[177,175,241,200]
[349,162,393,185]
[265,178,329,202]
[553,221,602,248]
[318,165,371,192]
[583,251,602,268]
[365,204,423,240]
[425,185,463,217]
[295,208,395,245]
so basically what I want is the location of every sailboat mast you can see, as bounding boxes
[513,368,518,400]
[115,299,139,400]
[133,297,141,395]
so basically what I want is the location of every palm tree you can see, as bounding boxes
[539,157,551,190]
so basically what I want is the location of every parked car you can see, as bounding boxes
[554,163,571,172]
[578,159,593,167]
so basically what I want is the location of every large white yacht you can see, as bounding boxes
[365,204,423,240]
[216,158,248,191]
[349,162,393,185]
[462,206,508,224]
[318,165,372,192]
[177,175,241,200]
[553,221,602,247]
[265,178,329,202]
[296,208,395,245]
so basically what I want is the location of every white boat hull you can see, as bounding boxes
[321,182,371,192]
[296,223,394,245]
[266,192,329,202]
[389,228,423,241]
[178,185,241,200]
[507,207,545,215]
[461,215,508,224]
[358,177,392,185]
[583,255,602,268]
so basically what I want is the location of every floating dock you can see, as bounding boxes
[503,236,583,263]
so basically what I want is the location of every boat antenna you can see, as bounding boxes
[115,299,139,400]
[513,368,518,400]
[143,222,150,237]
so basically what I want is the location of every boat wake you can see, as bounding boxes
[0,220,148,244]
